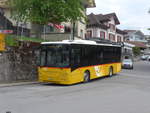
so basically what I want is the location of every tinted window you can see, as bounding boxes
[40,51,46,66]
[40,45,70,67]
[71,48,81,65]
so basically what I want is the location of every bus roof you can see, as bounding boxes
[41,40,122,47]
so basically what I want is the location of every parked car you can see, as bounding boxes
[122,59,133,69]
[147,56,150,61]
[141,55,149,60]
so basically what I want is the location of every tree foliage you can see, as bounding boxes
[9,0,84,24]
[133,47,141,56]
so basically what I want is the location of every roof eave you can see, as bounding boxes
[87,24,108,30]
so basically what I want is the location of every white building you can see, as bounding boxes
[86,13,126,42]
[124,30,147,43]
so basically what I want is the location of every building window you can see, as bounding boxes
[117,36,122,42]
[64,26,71,33]
[109,33,115,41]
[109,24,115,32]
[86,30,92,38]
[100,31,105,39]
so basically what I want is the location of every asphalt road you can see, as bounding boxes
[0,61,150,113]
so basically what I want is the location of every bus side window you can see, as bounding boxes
[100,51,103,60]
[71,48,81,66]
[97,47,103,63]
[40,51,46,66]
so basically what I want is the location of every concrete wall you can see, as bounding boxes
[41,33,71,41]
[0,45,38,83]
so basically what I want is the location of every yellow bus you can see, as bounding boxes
[38,40,122,85]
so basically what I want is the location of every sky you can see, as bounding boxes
[87,0,150,35]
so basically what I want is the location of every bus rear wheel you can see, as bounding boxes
[83,71,90,83]
[109,67,113,77]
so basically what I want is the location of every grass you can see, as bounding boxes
[5,35,47,46]
[5,35,19,46]
[17,36,45,43]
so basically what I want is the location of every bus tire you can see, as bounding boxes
[83,71,90,83]
[109,67,113,77]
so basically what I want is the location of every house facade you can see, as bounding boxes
[124,30,148,51]
[124,30,147,43]
[145,35,150,48]
[0,1,13,31]
[86,13,126,42]
[0,1,31,36]
[86,13,135,60]
[0,0,96,40]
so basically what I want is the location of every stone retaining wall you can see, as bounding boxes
[0,44,39,83]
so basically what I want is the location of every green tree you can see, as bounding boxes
[133,47,141,56]
[9,0,85,38]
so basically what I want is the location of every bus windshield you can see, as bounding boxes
[40,45,70,67]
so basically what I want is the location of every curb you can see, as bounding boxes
[0,81,39,88]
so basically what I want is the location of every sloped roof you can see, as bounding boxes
[95,14,110,22]
[124,30,145,38]
[103,13,120,25]
[87,13,99,25]
[126,41,147,48]
[87,13,121,30]
[116,28,127,35]
[124,30,137,33]
[87,13,109,30]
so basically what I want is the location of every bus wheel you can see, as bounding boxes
[109,67,113,77]
[83,71,90,83]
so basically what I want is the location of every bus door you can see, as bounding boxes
[70,46,82,81]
